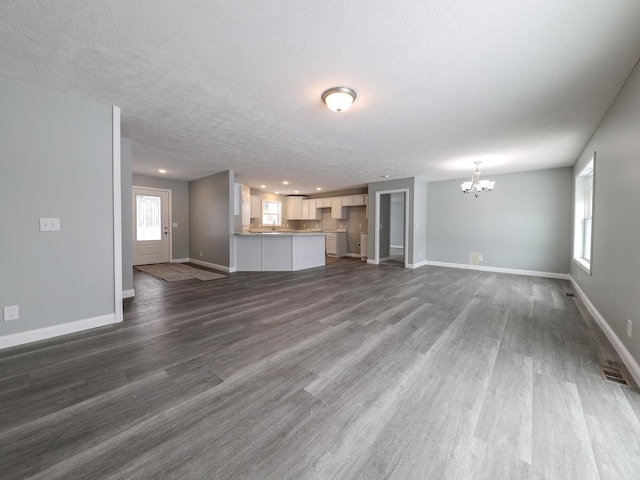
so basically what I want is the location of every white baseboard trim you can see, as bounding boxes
[407,260,427,269]
[367,258,378,265]
[346,253,361,258]
[189,258,236,273]
[569,275,640,387]
[171,258,190,264]
[0,313,117,350]
[423,260,570,280]
[122,289,135,299]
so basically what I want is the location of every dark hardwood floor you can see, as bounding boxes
[1,258,639,479]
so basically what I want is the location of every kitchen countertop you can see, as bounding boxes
[235,232,326,236]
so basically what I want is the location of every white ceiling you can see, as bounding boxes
[1,1,639,195]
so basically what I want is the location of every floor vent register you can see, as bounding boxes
[597,364,631,387]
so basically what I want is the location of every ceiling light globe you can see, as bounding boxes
[322,87,356,113]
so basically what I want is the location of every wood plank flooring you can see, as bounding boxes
[1,258,640,479]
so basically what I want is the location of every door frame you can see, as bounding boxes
[132,185,173,264]
[373,188,410,268]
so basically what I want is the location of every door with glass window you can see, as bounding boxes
[132,187,170,265]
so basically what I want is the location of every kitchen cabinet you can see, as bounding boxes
[302,199,320,220]
[340,194,366,207]
[352,195,366,206]
[241,184,251,228]
[325,231,347,257]
[250,195,261,219]
[331,198,346,219]
[286,196,304,220]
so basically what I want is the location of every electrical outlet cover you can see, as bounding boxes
[4,305,19,321]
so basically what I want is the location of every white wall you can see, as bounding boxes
[426,167,572,274]
[0,75,117,343]
[570,58,640,375]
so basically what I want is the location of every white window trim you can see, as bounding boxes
[261,199,282,227]
[573,153,595,274]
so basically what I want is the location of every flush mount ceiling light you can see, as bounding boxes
[461,161,495,198]
[322,87,357,113]
[158,169,167,174]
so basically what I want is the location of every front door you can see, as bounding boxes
[132,187,170,265]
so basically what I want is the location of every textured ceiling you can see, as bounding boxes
[1,1,639,194]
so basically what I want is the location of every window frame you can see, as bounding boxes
[573,154,595,274]
[261,199,282,227]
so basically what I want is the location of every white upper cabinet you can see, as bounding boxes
[241,184,251,227]
[351,195,365,206]
[250,195,261,219]
[286,196,305,220]
[331,198,346,219]
[302,199,320,220]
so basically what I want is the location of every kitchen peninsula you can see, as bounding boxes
[234,232,326,271]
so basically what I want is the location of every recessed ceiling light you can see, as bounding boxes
[282,181,289,185]
[260,185,266,188]
[159,169,167,174]
[275,191,280,194]
[316,187,322,191]
[294,190,299,193]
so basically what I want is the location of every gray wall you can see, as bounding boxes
[426,167,572,273]
[132,174,190,260]
[570,59,640,367]
[390,193,405,247]
[0,75,115,336]
[121,138,133,293]
[413,178,428,265]
[189,170,234,269]
[379,194,391,258]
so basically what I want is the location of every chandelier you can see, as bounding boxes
[461,161,495,198]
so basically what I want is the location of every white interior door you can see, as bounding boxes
[133,187,170,265]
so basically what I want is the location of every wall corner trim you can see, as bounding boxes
[122,289,135,299]
[189,258,235,273]
[112,106,123,324]
[569,275,640,387]
[424,261,570,279]
[0,314,117,350]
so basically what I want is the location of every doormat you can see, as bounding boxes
[135,263,227,282]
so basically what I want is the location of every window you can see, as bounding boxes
[261,200,282,227]
[573,154,595,273]
[136,194,162,241]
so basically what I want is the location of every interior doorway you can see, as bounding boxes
[132,187,171,265]
[374,189,408,268]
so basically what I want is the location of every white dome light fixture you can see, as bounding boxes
[461,161,495,198]
[322,87,357,113]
